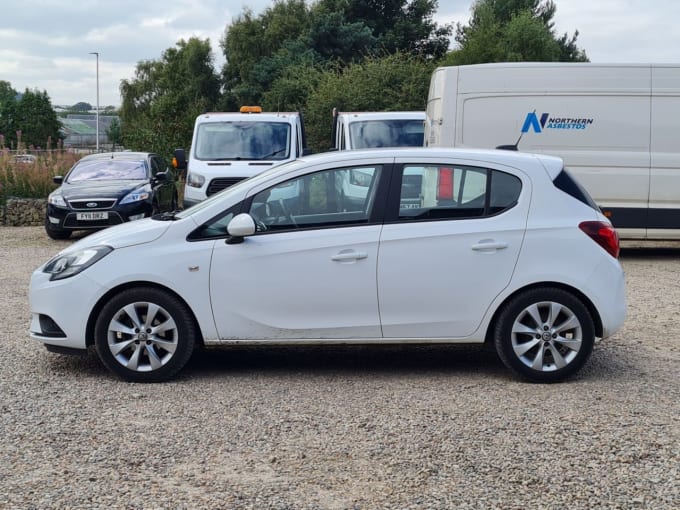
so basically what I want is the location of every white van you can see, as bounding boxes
[331,110,425,150]
[174,107,309,208]
[425,63,680,240]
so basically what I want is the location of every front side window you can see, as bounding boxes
[248,165,383,232]
[195,121,291,161]
[397,165,521,221]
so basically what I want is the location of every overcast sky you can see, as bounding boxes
[1,0,678,107]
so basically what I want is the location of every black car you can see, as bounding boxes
[45,152,178,239]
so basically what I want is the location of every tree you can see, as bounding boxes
[304,52,434,152]
[12,89,63,149]
[316,0,452,59]
[221,0,313,108]
[444,0,587,65]
[119,37,221,158]
[107,118,122,151]
[0,81,18,147]
[220,0,452,107]
[71,102,93,112]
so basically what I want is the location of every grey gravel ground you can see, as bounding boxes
[0,227,678,509]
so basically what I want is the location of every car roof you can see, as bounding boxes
[79,152,154,161]
[304,147,562,171]
[339,111,426,121]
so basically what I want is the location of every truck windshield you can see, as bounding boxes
[349,119,424,149]
[195,121,291,161]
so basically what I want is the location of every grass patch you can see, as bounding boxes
[0,149,81,203]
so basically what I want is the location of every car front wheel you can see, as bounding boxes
[494,287,595,383]
[94,287,196,382]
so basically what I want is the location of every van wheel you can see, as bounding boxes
[94,287,196,382]
[494,287,595,383]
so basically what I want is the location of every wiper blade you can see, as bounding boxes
[253,148,286,160]
[152,210,180,221]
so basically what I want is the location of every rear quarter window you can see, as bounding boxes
[553,168,599,211]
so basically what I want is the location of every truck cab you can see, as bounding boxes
[331,110,425,150]
[174,106,309,208]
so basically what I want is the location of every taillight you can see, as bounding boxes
[579,221,620,258]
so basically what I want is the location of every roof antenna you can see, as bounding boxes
[497,109,533,151]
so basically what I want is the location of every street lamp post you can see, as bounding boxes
[89,52,100,151]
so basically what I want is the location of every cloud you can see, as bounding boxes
[3,0,680,106]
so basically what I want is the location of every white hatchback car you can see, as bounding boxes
[29,148,627,383]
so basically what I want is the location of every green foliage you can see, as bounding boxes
[262,62,327,114]
[119,37,220,157]
[304,53,434,152]
[316,0,452,58]
[221,1,451,106]
[445,0,588,65]
[107,118,122,150]
[0,87,63,150]
[71,102,92,112]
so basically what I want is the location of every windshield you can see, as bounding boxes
[67,159,148,183]
[349,119,424,149]
[195,121,292,161]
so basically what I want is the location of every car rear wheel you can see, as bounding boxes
[494,287,595,383]
[44,217,71,240]
[94,287,196,382]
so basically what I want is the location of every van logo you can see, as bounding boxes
[86,202,98,208]
[522,111,594,133]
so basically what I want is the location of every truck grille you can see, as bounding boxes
[207,178,246,196]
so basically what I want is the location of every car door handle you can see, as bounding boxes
[331,251,368,261]
[471,240,509,251]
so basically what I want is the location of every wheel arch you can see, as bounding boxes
[484,282,604,344]
[86,281,205,348]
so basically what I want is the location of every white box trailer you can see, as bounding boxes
[425,63,680,240]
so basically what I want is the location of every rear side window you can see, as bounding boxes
[553,168,599,210]
[396,165,522,221]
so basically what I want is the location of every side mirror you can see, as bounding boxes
[226,213,257,244]
[173,148,187,170]
[154,171,168,182]
[53,176,63,185]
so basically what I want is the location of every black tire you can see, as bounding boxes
[94,287,197,382]
[44,216,71,240]
[494,287,595,383]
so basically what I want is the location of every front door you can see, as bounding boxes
[209,164,386,340]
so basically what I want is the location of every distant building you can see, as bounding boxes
[60,114,118,148]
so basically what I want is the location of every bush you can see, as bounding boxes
[0,148,81,204]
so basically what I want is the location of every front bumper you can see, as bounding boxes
[29,268,106,350]
[47,201,152,230]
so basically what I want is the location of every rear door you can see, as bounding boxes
[377,157,529,338]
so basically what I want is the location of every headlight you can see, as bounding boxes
[187,172,205,188]
[43,245,113,281]
[120,186,151,205]
[48,193,67,207]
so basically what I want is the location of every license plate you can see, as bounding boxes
[76,212,108,221]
